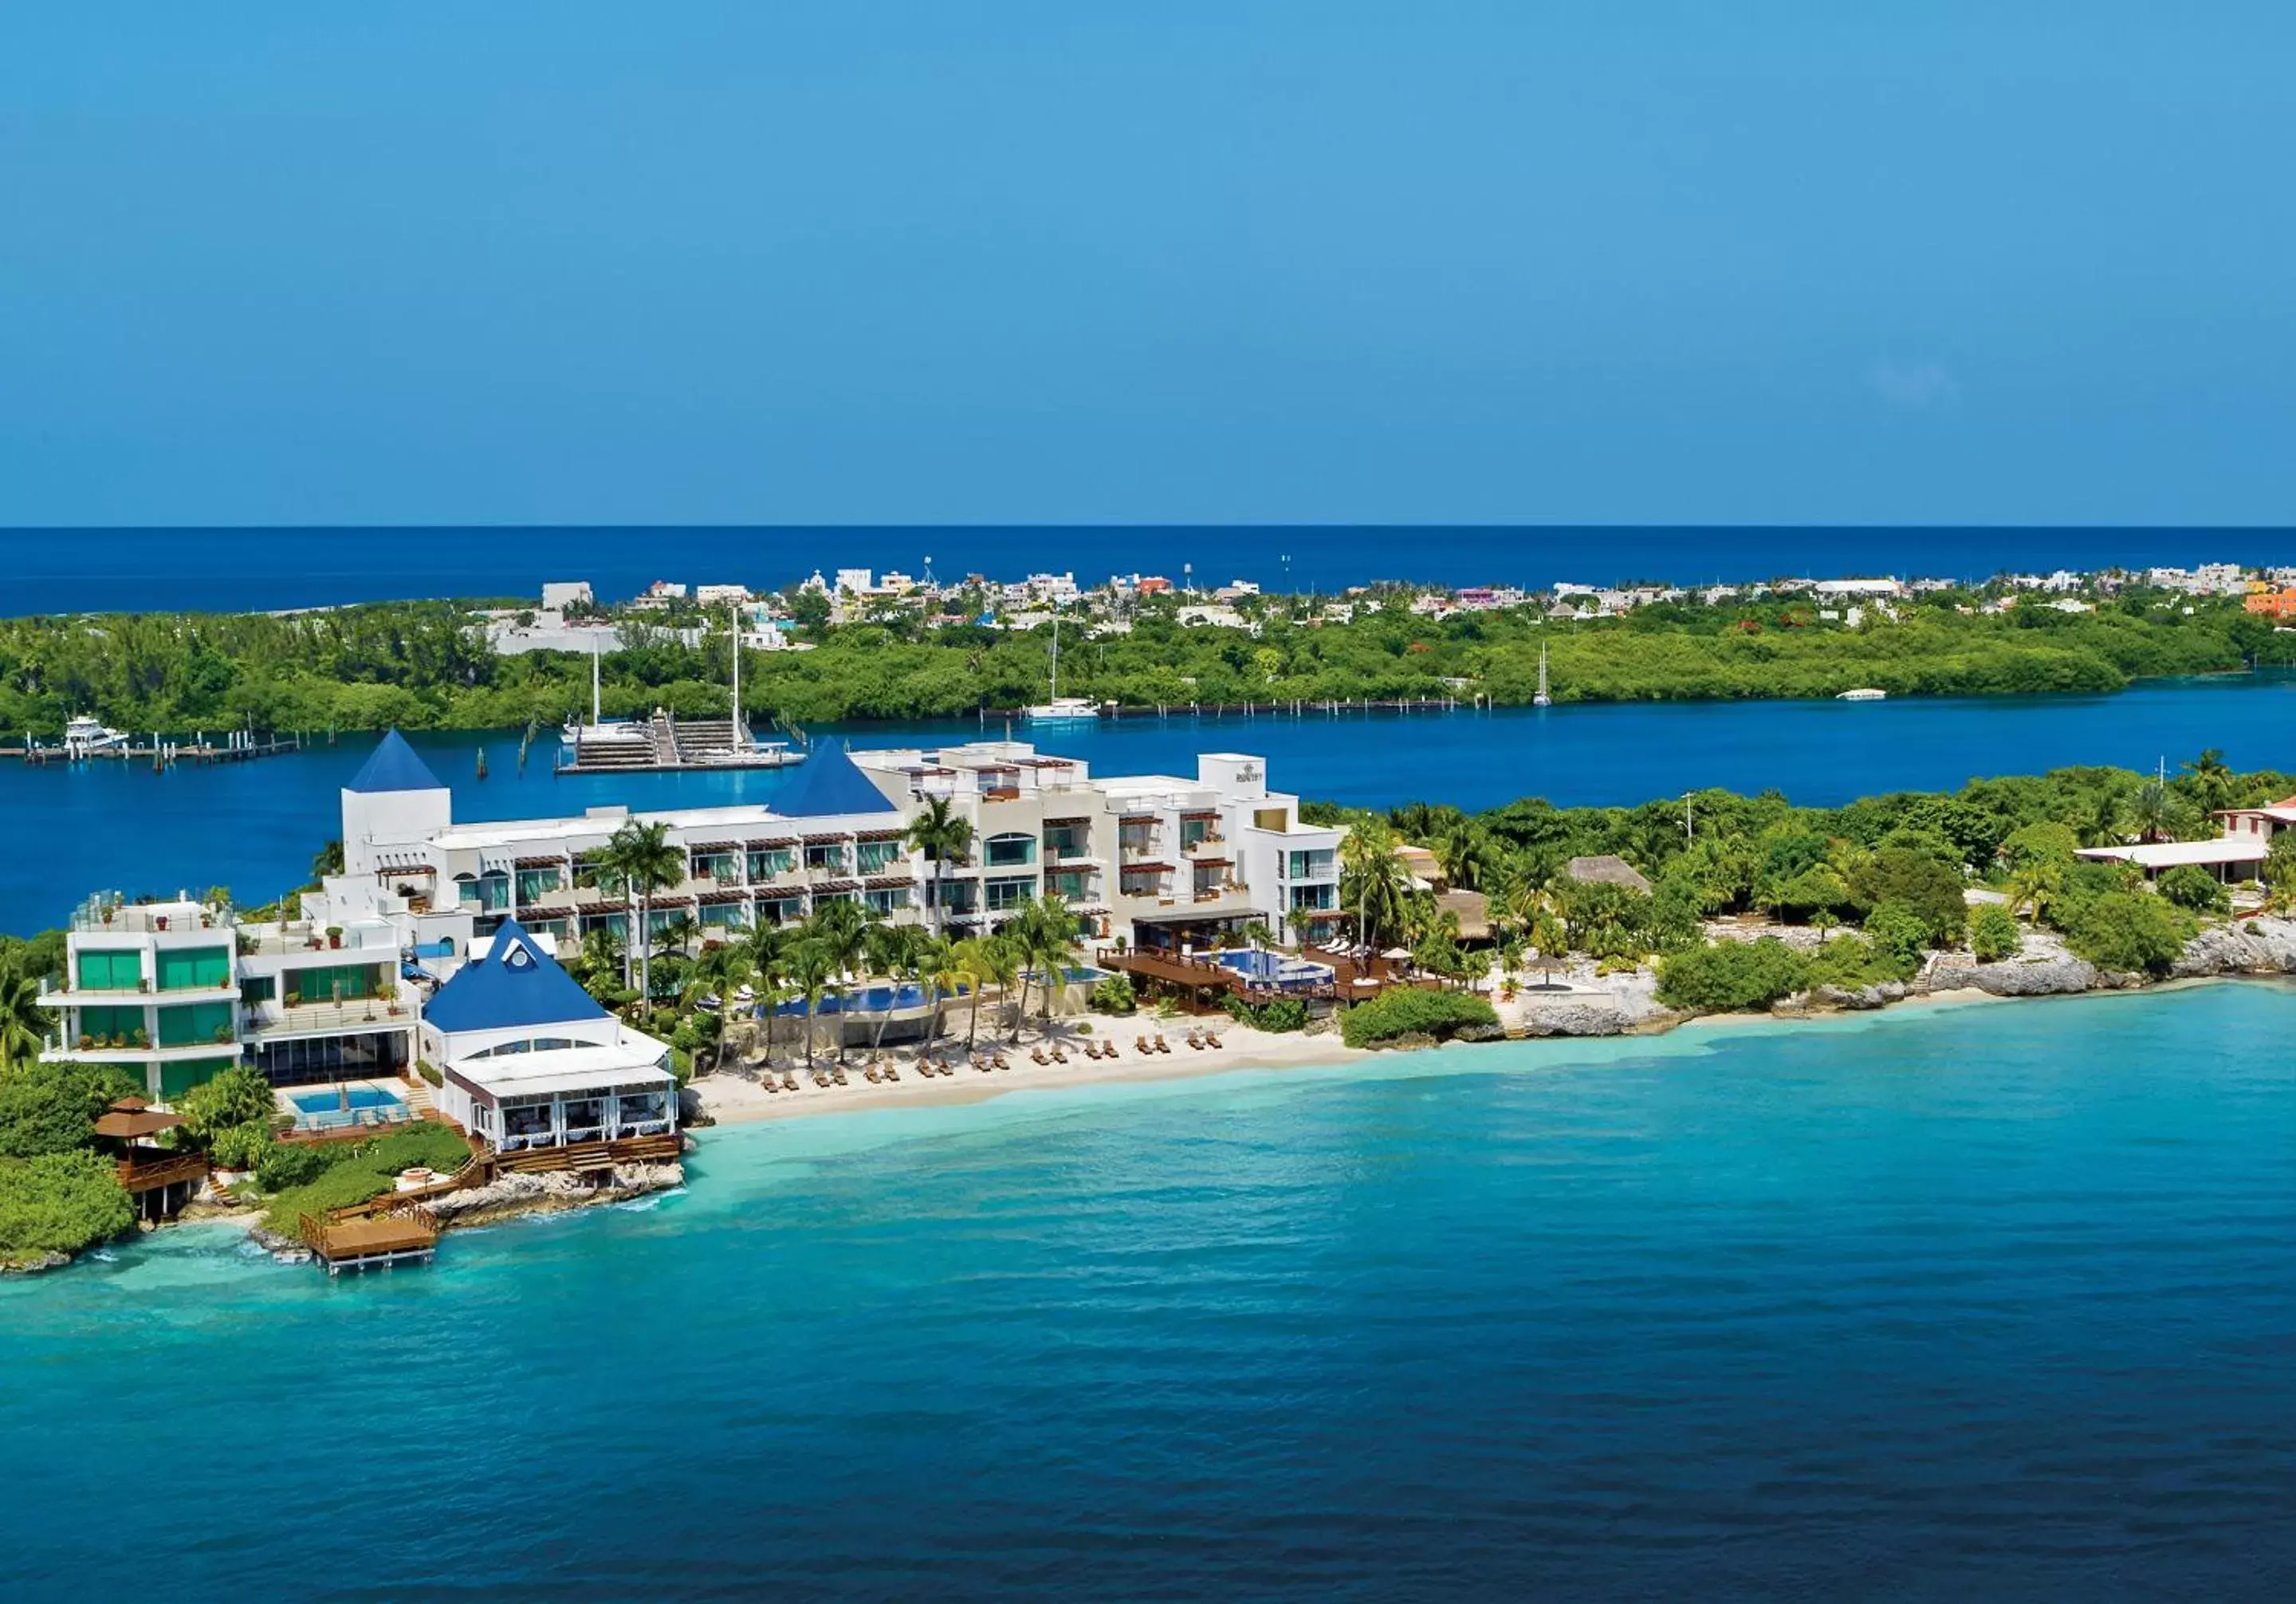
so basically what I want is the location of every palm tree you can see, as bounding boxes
[916,937,965,1051]
[786,939,836,1072]
[865,922,929,1056]
[2006,862,2062,927]
[2126,778,2178,845]
[948,937,995,1050]
[2183,747,2236,816]
[1433,820,1492,891]
[966,934,1021,1045]
[1339,819,1412,951]
[906,796,976,938]
[1012,896,1083,1034]
[0,956,52,1070]
[596,820,685,1004]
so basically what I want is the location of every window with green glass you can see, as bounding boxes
[158,1001,234,1048]
[155,946,231,991]
[749,849,795,879]
[159,1059,235,1100]
[75,949,144,991]
[76,1004,145,1045]
[283,963,379,1005]
[240,975,277,1004]
[517,867,562,902]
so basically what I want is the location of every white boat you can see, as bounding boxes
[1024,608,1102,725]
[1532,643,1552,708]
[694,739,807,769]
[62,715,128,754]
[1836,687,1888,702]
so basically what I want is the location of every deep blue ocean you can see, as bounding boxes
[5,986,2291,1600]
[5,524,2296,613]
[8,674,2296,935]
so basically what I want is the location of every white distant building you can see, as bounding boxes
[834,568,874,595]
[541,581,593,611]
[1814,577,1905,597]
[695,584,750,607]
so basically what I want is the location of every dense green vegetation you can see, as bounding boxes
[1339,989,1499,1047]
[0,1060,140,1265]
[3,585,2290,733]
[256,1124,473,1236]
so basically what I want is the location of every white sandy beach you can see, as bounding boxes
[692,1020,1373,1126]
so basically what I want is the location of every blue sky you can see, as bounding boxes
[0,2,2288,526]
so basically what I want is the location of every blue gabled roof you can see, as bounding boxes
[423,920,608,1036]
[773,745,897,819]
[346,729,445,793]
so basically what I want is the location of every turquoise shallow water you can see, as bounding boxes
[4,985,2293,1599]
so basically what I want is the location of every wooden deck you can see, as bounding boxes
[494,1131,683,1175]
[301,1208,439,1275]
[115,1152,209,1194]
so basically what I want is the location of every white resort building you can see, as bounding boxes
[422,921,677,1157]
[41,729,1340,1107]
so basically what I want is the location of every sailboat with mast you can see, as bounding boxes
[1024,606,1102,725]
[1532,642,1552,708]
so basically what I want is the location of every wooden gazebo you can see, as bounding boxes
[92,1098,208,1221]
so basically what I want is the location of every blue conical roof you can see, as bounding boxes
[346,729,445,793]
[423,920,608,1035]
[773,745,896,818]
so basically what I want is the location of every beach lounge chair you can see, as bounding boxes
[782,1073,799,1091]
[1050,1045,1068,1063]
[1155,1036,1172,1054]
[832,1066,848,1086]
[1184,1032,1201,1049]
[1205,1032,1223,1048]
[864,1066,882,1084]
[1136,1036,1153,1055]
[1031,1048,1049,1065]
[883,1063,900,1082]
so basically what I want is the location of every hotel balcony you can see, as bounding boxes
[41,977,240,1008]
[1181,835,1229,859]
[245,998,414,1039]
[69,897,235,937]
[44,1036,242,1066]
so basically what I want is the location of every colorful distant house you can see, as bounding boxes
[2242,589,2296,619]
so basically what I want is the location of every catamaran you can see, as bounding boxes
[1024,608,1102,725]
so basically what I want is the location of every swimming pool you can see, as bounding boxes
[772,983,964,1017]
[289,1084,407,1128]
[1213,949,1335,987]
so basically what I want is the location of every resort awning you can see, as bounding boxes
[864,875,911,890]
[698,889,751,905]
[745,837,800,850]
[1119,862,1174,873]
[811,879,862,893]
[1190,856,1233,867]
[513,855,564,868]
[686,839,742,852]
[1181,810,1220,821]
[802,831,854,844]
[854,828,906,843]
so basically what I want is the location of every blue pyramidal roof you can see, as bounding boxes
[346,729,445,793]
[423,920,609,1036]
[773,745,896,818]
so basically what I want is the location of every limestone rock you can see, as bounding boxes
[1512,1003,1631,1037]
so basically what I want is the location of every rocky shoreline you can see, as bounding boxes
[1481,914,2296,1041]
[244,1160,686,1264]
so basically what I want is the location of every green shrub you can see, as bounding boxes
[1851,847,1968,945]
[208,1122,273,1173]
[179,1066,276,1143]
[1803,933,1909,989]
[1654,938,1809,1012]
[416,1060,443,1088]
[1862,901,1933,972]
[1225,996,1309,1032]
[1087,973,1137,1015]
[255,1142,332,1192]
[2062,891,2194,975]
[1968,903,2023,963]
[0,1151,135,1263]
[1339,989,1497,1047]
[2156,864,2230,914]
[0,1062,140,1161]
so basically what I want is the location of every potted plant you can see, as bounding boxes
[131,1028,148,1049]
[326,926,343,950]
[138,977,151,993]
[212,1024,233,1044]
[78,1033,93,1052]
[155,914,168,931]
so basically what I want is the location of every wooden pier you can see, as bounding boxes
[2,733,302,767]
